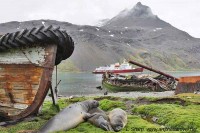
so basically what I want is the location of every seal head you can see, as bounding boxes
[112,123,123,132]
[81,100,99,111]
[109,108,127,132]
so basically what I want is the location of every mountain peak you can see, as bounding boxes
[102,2,171,28]
[113,2,155,19]
[130,2,155,18]
[136,2,142,6]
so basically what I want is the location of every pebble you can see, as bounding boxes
[45,91,175,100]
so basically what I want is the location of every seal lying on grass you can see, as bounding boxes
[38,100,99,133]
[108,108,127,132]
[88,108,113,131]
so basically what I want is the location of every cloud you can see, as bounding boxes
[0,0,199,37]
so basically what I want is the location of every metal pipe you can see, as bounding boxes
[128,60,179,81]
[55,65,58,97]
[50,82,56,105]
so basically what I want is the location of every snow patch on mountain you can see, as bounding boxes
[42,21,45,26]
[96,28,99,31]
[153,28,162,32]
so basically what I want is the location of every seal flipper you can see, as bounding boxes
[99,121,114,131]
[100,123,109,131]
[107,124,114,131]
[98,118,114,131]
[83,113,97,121]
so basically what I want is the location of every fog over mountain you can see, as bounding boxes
[0,2,199,71]
[103,2,170,28]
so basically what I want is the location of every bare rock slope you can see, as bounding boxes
[0,2,199,71]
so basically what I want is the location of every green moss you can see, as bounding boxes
[1,95,200,133]
[57,59,80,72]
[65,115,173,133]
[67,122,105,133]
[0,121,46,133]
[67,97,88,103]
[123,115,179,133]
[133,104,200,133]
[93,96,121,101]
[99,99,126,111]
[176,93,200,103]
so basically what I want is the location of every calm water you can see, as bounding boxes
[52,72,103,96]
[52,71,200,96]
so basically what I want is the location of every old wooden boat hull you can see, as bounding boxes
[102,81,166,92]
[102,80,154,92]
[102,72,177,92]
[0,45,57,120]
[0,26,74,120]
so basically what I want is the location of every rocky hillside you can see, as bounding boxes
[0,2,199,71]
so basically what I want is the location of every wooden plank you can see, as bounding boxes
[0,64,43,113]
[0,106,24,116]
[0,44,57,120]
[0,97,33,106]
[0,46,46,65]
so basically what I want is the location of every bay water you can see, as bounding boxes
[52,71,200,96]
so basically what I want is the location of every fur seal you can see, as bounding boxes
[38,100,99,133]
[88,108,113,131]
[108,108,127,132]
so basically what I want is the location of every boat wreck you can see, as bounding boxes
[128,61,200,94]
[102,73,178,92]
[0,26,74,121]
[102,60,178,92]
[103,60,200,93]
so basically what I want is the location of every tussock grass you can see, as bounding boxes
[133,104,200,133]
[99,99,126,111]
[0,94,199,133]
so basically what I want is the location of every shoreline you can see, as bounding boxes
[46,91,175,100]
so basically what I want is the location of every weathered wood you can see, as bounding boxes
[0,26,74,120]
[0,65,43,106]
[175,76,200,94]
[0,46,46,65]
[0,45,57,120]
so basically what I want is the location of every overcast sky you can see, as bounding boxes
[0,0,199,38]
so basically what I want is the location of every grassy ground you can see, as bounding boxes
[0,94,199,133]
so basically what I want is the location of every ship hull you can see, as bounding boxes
[92,68,143,74]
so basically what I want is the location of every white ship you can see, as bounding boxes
[92,61,143,74]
